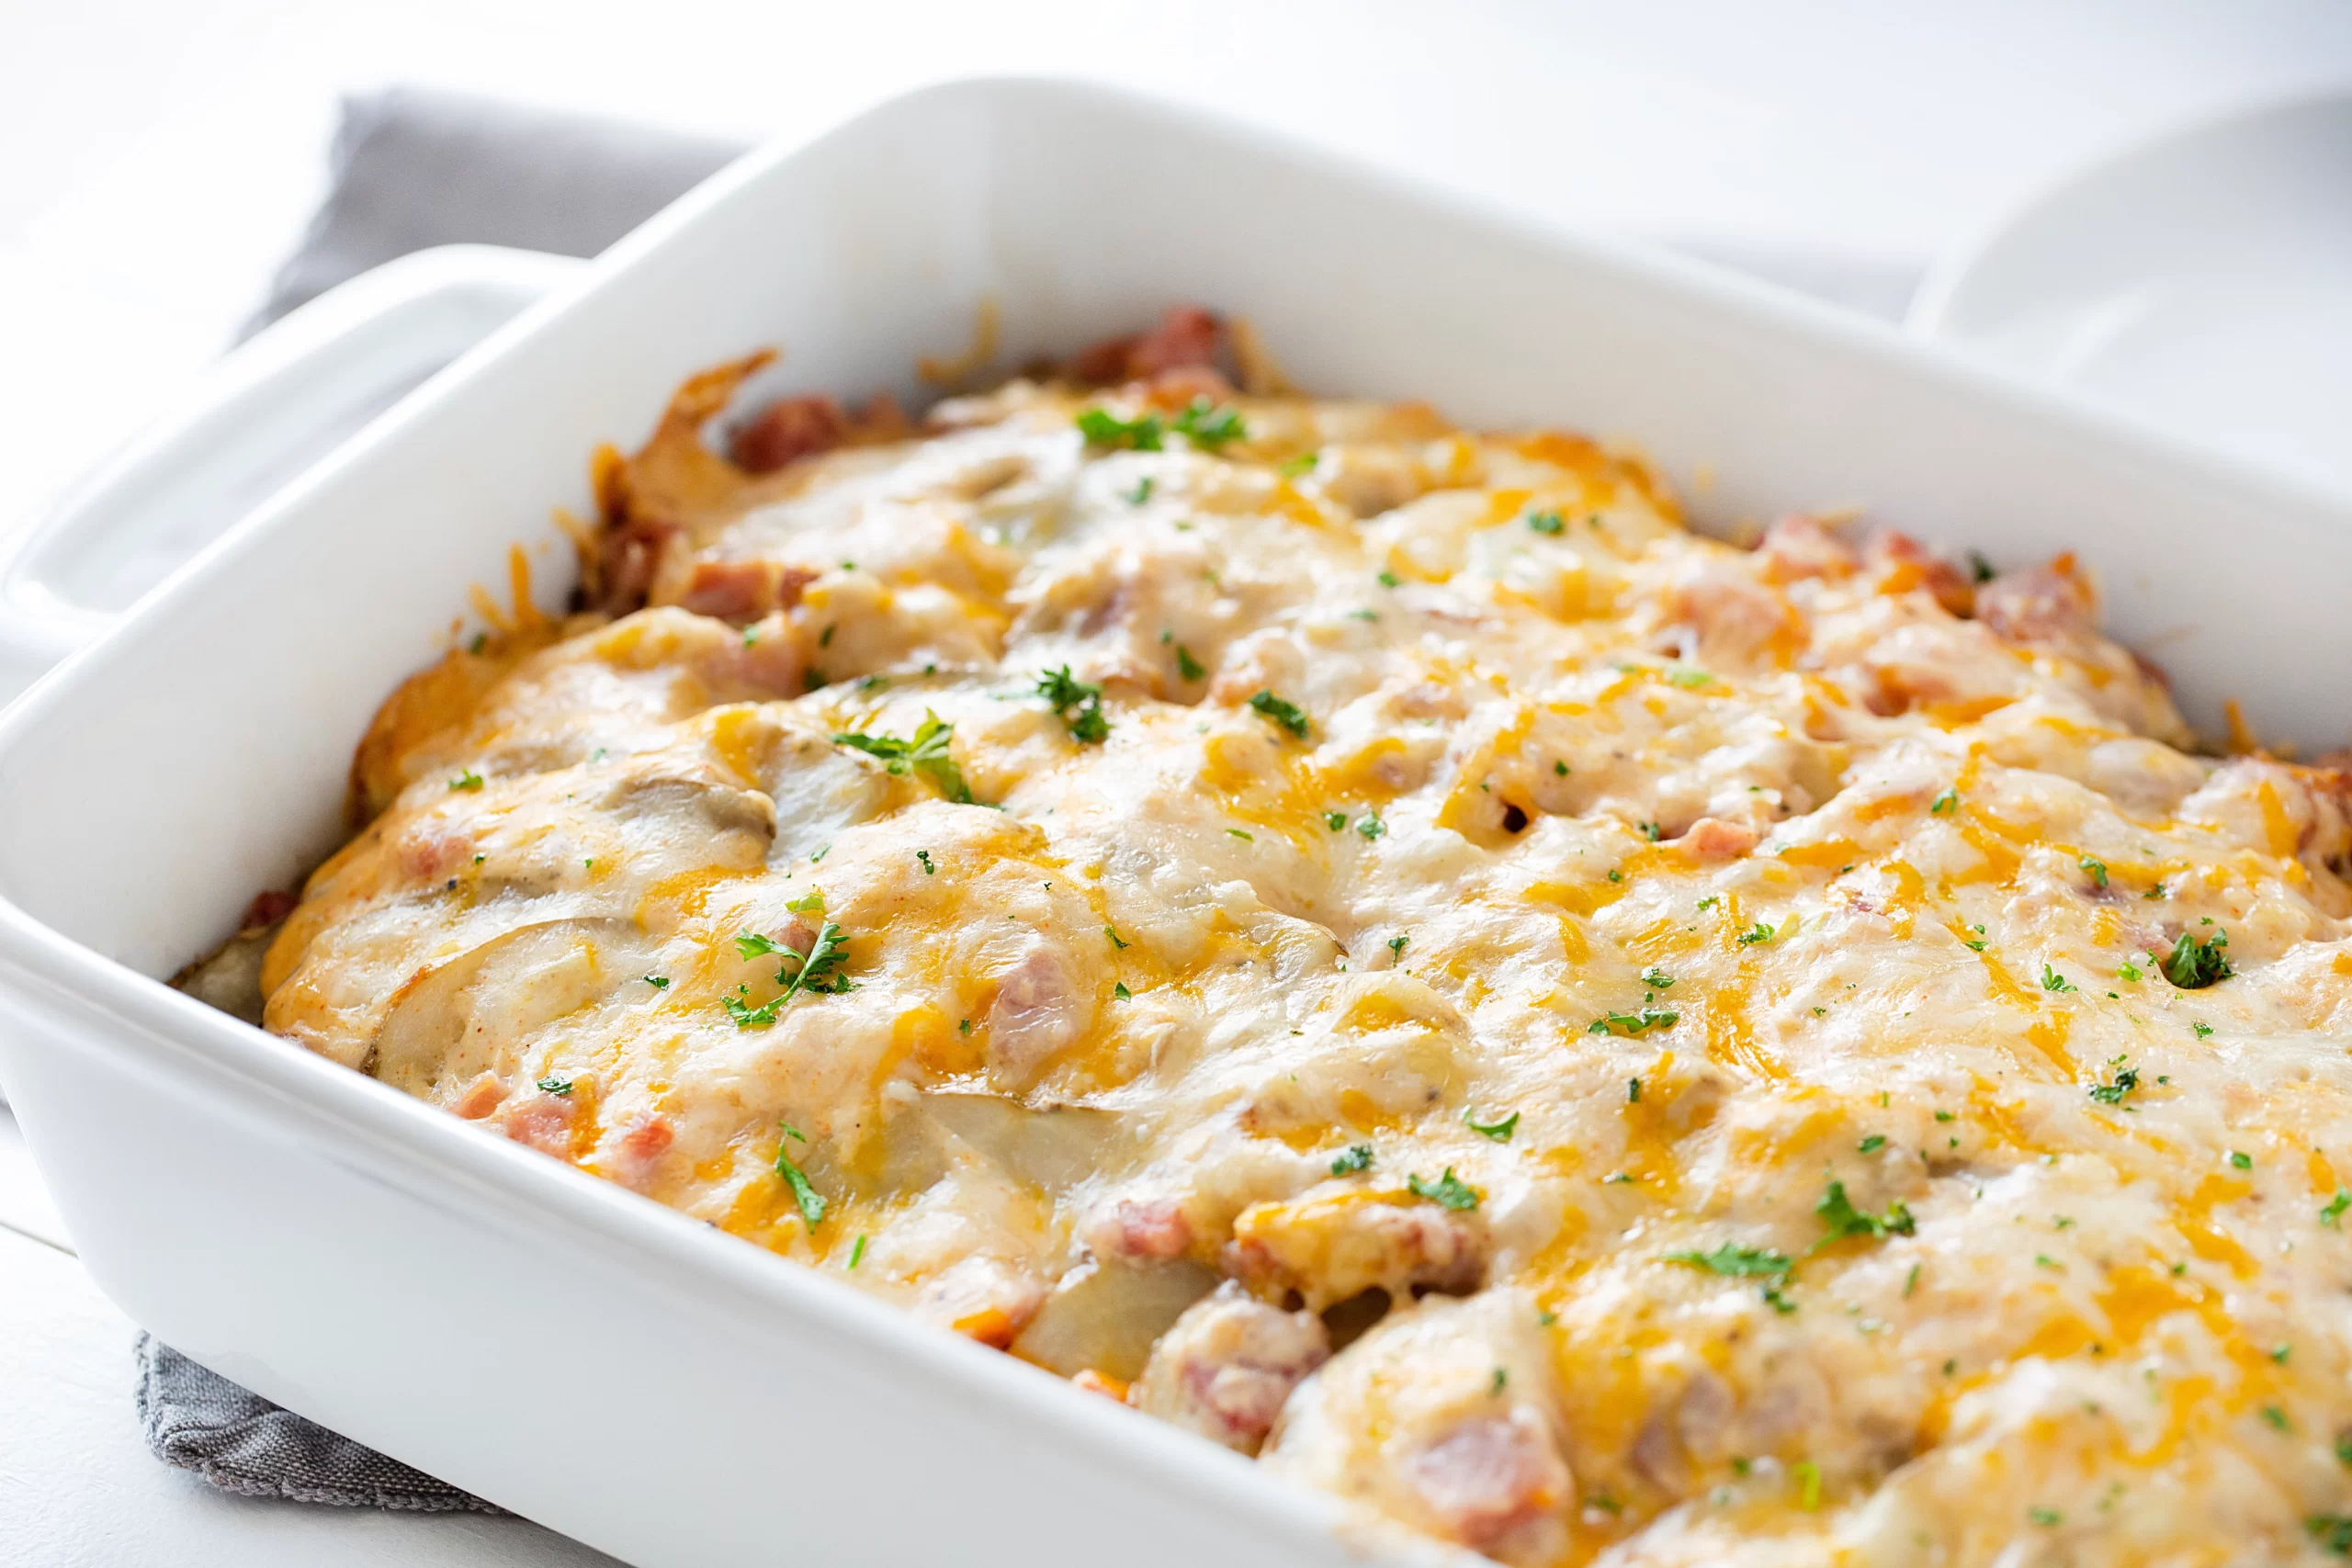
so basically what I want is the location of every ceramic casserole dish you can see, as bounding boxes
[2,77,2349,1568]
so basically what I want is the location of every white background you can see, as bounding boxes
[2,4,2348,1563]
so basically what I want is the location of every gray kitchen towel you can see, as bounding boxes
[138,1336,502,1511]
[151,84,1925,1511]
[246,85,745,333]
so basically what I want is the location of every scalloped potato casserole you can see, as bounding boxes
[181,308,2352,1567]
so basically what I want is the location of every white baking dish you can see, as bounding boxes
[1,77,2347,1568]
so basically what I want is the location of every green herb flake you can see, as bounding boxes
[1227,828,1255,842]
[2264,1405,2292,1432]
[774,1132,828,1229]
[1324,811,1348,831]
[2088,1060,2140,1105]
[1248,688,1311,739]
[1737,921,1778,946]
[2312,1516,2352,1556]
[1170,397,1248,450]
[1104,925,1130,951]
[1330,1144,1374,1176]
[1278,451,1319,478]
[1464,1107,1520,1142]
[724,920,856,1028]
[1175,645,1206,682]
[847,1234,868,1269]
[2193,1021,2214,1038]
[1357,812,1386,841]
[1664,1242,1792,1279]
[917,849,937,875]
[1525,509,1566,536]
[2030,1507,2063,1528]
[1076,406,1164,451]
[2117,956,2143,982]
[1929,787,1959,817]
[1814,1179,1915,1247]
[2230,1150,2253,1171]
[1124,476,1154,505]
[642,974,669,989]
[2079,854,2109,887]
[1377,570,1401,588]
[449,769,484,792]
[1666,665,1715,689]
[2323,1190,2351,1227]
[1859,1134,1887,1154]
[1588,1001,1679,1036]
[1113,981,1132,1000]
[1640,965,1676,990]
[1035,665,1111,744]
[536,1076,573,1096]
[2041,962,2077,994]
[831,712,974,802]
[1793,1461,1822,1511]
[2163,927,2233,989]
[1408,1168,1481,1211]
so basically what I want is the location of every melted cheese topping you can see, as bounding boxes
[247,363,2352,1567]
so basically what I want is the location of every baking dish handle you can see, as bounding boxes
[0,243,588,705]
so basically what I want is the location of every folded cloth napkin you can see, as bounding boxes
[148,85,1925,1512]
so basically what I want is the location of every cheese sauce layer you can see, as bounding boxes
[227,315,2352,1567]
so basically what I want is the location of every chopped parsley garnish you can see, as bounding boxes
[1324,811,1347,831]
[1929,787,1959,816]
[774,1130,827,1229]
[449,769,484,791]
[847,1234,868,1269]
[1666,1242,1792,1278]
[1408,1168,1481,1211]
[2041,962,2076,993]
[1104,925,1130,951]
[642,974,669,989]
[1488,1367,1508,1396]
[2264,1405,2292,1432]
[1170,397,1248,450]
[1035,665,1110,743]
[1113,981,1132,1000]
[2162,927,2232,988]
[1464,1107,1519,1142]
[1696,895,1720,911]
[1736,921,1778,946]
[2192,1021,2214,1038]
[2088,1059,2139,1104]
[831,712,973,802]
[1124,476,1154,505]
[1376,570,1400,588]
[1278,450,1319,478]
[1174,645,1206,682]
[1627,1077,1643,1103]
[1227,828,1253,841]
[1554,760,1569,775]
[1639,820,1661,841]
[1858,1134,1887,1154]
[1968,551,1996,583]
[1248,688,1310,739]
[916,849,936,874]
[2079,854,2109,887]
[1386,934,1408,961]
[1793,1461,1823,1511]
[2324,1190,2351,1227]
[1814,1179,1915,1246]
[2030,1507,2063,1528]
[1330,1144,1374,1175]
[2310,1516,2352,1556]
[2117,956,2143,981]
[1075,406,1163,450]
[536,1076,573,1096]
[1356,812,1386,840]
[469,632,489,655]
[2230,1150,2253,1171]
[725,921,855,1027]
[1666,665,1715,689]
[2146,882,2167,899]
[1640,965,1675,989]
[1588,1000,1679,1036]
[1525,509,1566,536]
[786,888,825,914]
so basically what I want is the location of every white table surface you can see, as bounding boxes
[4,4,2349,1563]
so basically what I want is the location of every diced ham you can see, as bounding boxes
[1975,553,2098,645]
[1676,817,1759,860]
[1865,530,1974,616]
[1133,1281,1330,1454]
[1400,1411,1572,1551]
[1085,1196,1193,1261]
[240,888,299,931]
[987,943,1086,1084]
[1663,561,1799,665]
[676,558,818,624]
[1753,513,1858,583]
[497,1089,577,1156]
[394,825,476,882]
[1069,306,1222,384]
[729,394,847,475]
[618,1111,673,1162]
[450,1071,507,1120]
